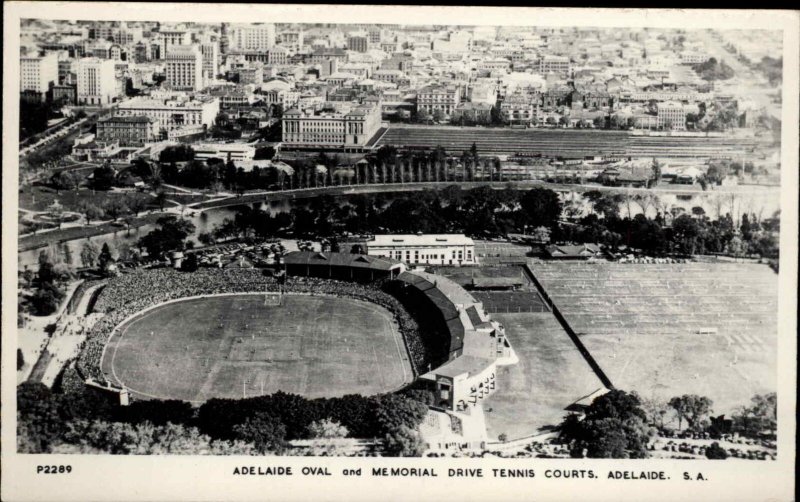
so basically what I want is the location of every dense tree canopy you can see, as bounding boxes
[559,390,654,459]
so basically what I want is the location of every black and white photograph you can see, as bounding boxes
[2,3,797,502]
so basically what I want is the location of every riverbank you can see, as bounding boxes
[18,212,166,252]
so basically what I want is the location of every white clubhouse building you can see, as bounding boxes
[367,234,476,266]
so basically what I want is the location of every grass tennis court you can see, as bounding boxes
[531,261,779,416]
[102,294,413,403]
[483,313,605,441]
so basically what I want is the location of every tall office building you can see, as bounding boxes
[199,41,220,84]
[158,30,190,59]
[76,57,117,105]
[165,45,204,91]
[20,53,59,99]
[229,23,275,51]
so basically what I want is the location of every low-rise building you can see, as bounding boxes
[191,142,256,162]
[96,115,157,146]
[452,102,493,123]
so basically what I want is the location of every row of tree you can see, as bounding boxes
[211,186,562,240]
[558,390,776,459]
[17,382,431,456]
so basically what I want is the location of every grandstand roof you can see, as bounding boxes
[284,251,402,271]
[434,355,495,378]
[413,271,477,307]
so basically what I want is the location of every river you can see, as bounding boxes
[17,186,780,270]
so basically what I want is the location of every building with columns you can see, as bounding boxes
[282,104,381,151]
[76,57,117,105]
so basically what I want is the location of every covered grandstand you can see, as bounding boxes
[283,251,406,282]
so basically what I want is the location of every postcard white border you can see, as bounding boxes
[2,4,797,501]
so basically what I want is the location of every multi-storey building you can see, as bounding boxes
[347,35,369,53]
[279,31,304,53]
[538,54,571,75]
[114,95,220,134]
[500,91,538,125]
[165,45,203,91]
[373,69,404,85]
[282,104,381,151]
[20,53,59,99]
[416,85,461,119]
[367,234,476,266]
[381,53,413,74]
[261,88,300,110]
[229,23,275,51]
[657,101,686,131]
[237,64,263,86]
[76,57,117,105]
[199,41,220,83]
[158,30,190,60]
[680,52,709,65]
[51,84,77,105]
[96,115,157,146]
[308,48,347,65]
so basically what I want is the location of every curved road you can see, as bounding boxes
[189,180,778,211]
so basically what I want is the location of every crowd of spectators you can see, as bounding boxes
[76,268,437,384]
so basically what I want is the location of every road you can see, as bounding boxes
[694,30,781,119]
[189,180,778,211]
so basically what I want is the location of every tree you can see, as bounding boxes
[531,226,551,244]
[232,412,287,454]
[559,390,654,459]
[154,190,169,211]
[137,215,196,258]
[732,393,776,438]
[383,425,426,457]
[668,395,713,432]
[519,187,562,230]
[98,243,115,273]
[375,394,428,433]
[127,193,150,216]
[80,242,100,268]
[92,164,116,190]
[51,171,78,194]
[79,202,104,224]
[650,159,662,186]
[17,383,64,453]
[30,282,65,315]
[308,419,349,439]
[105,197,130,221]
[641,397,671,430]
[705,442,728,459]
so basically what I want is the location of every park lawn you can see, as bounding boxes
[483,312,605,441]
[19,186,156,213]
[101,294,413,403]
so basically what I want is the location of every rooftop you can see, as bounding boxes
[370,234,474,247]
